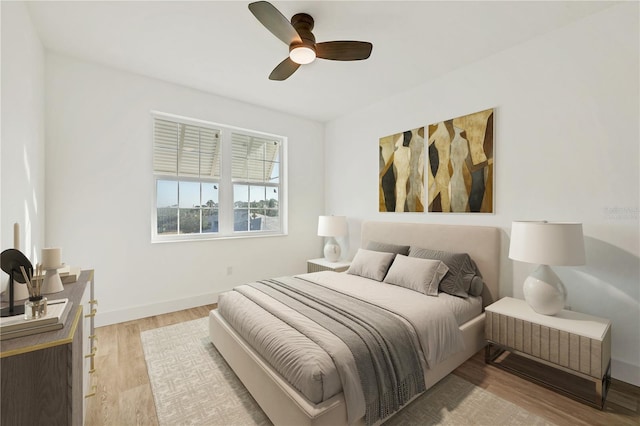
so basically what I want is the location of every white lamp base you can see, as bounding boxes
[523,264,566,315]
[323,237,341,263]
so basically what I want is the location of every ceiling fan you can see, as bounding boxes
[248,1,373,81]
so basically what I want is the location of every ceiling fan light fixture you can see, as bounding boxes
[289,45,316,65]
[249,1,373,80]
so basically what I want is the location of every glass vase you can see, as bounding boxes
[24,296,47,320]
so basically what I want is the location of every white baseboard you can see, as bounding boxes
[95,292,219,327]
[612,358,640,387]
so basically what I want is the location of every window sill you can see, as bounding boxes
[151,231,287,244]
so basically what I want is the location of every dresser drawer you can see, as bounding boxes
[485,310,611,379]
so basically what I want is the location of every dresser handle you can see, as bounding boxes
[89,368,96,374]
[89,299,99,305]
[85,309,97,318]
[85,385,97,398]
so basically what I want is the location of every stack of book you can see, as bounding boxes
[0,299,72,341]
[58,265,81,284]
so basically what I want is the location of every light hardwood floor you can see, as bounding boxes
[86,306,639,426]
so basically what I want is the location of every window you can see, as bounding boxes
[152,112,285,241]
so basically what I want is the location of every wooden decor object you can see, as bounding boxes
[1,270,98,425]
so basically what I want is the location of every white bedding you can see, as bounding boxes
[219,287,344,403]
[217,270,477,424]
[436,291,483,325]
[302,271,483,326]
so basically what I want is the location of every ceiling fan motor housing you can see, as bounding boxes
[290,13,316,52]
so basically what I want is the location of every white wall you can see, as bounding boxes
[45,54,325,326]
[325,3,639,385]
[0,2,46,299]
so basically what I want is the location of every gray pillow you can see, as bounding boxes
[408,247,484,298]
[347,249,395,281]
[383,254,449,296]
[365,241,410,256]
[467,259,485,297]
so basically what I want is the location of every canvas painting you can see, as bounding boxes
[379,128,425,212]
[427,108,494,213]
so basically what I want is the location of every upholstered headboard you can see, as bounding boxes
[360,221,501,307]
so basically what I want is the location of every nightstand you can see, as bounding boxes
[485,297,611,409]
[307,258,351,273]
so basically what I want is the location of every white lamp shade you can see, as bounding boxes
[509,221,585,266]
[317,216,348,237]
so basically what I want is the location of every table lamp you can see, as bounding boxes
[317,216,347,262]
[509,221,586,315]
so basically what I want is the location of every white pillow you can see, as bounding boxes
[347,249,395,281]
[383,254,449,296]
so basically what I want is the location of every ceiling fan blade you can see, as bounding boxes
[269,57,301,81]
[316,41,373,61]
[248,1,302,45]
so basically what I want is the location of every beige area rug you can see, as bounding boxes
[141,318,555,426]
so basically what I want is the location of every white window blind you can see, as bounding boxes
[153,118,221,178]
[231,132,280,182]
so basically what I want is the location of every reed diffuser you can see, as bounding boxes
[20,264,47,320]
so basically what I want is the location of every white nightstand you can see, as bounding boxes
[485,297,611,409]
[307,258,351,273]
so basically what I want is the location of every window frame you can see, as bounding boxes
[151,111,287,243]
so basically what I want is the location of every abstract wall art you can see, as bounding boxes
[379,128,425,212]
[427,108,494,213]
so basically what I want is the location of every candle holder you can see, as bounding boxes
[41,247,64,294]
[24,296,47,320]
[42,267,64,294]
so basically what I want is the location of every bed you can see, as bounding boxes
[209,221,501,425]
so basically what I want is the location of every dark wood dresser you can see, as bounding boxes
[1,270,97,425]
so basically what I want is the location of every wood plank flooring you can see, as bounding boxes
[85,305,215,426]
[454,352,639,426]
[85,306,639,426]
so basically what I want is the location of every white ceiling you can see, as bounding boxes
[26,1,616,122]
